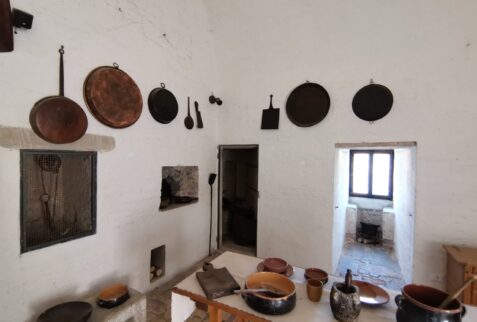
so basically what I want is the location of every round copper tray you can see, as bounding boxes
[257,261,293,277]
[352,280,390,305]
[84,65,142,128]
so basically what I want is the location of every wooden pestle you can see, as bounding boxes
[439,275,477,309]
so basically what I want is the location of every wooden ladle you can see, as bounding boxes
[439,275,477,309]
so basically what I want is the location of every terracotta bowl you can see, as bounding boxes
[304,268,329,285]
[263,257,288,273]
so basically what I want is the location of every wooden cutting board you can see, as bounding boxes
[196,266,240,300]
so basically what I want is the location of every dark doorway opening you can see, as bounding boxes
[218,145,258,256]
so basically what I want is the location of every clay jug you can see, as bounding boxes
[330,269,361,322]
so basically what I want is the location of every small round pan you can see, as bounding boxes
[148,83,178,124]
[37,301,92,322]
[286,82,330,127]
[352,83,393,121]
[84,64,142,128]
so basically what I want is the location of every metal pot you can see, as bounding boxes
[395,284,466,322]
[242,272,296,315]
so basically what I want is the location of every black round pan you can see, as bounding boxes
[286,82,330,127]
[352,83,393,121]
[148,83,178,124]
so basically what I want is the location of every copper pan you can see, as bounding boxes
[83,63,142,128]
[29,46,88,144]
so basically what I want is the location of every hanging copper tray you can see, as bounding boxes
[83,64,143,128]
[286,82,330,127]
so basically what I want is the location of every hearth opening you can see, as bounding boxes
[20,150,97,253]
[357,221,382,244]
[159,166,198,211]
[150,245,165,282]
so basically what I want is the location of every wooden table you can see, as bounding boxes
[172,251,477,321]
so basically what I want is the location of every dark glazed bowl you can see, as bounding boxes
[243,272,296,315]
[395,284,466,322]
[263,257,288,273]
[37,301,92,322]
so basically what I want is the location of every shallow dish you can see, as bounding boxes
[257,261,293,277]
[352,280,390,305]
[304,268,329,285]
[263,257,288,273]
[37,301,92,322]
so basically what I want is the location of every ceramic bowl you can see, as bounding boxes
[304,268,329,284]
[263,257,288,273]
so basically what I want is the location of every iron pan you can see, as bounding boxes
[286,82,330,127]
[148,85,178,124]
[37,301,92,322]
[352,83,393,121]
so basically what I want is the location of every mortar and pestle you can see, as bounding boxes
[330,269,361,322]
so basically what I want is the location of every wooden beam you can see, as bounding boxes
[172,287,271,322]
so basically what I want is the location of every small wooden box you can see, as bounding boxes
[443,245,477,306]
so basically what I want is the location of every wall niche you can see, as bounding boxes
[159,166,198,211]
[20,150,97,253]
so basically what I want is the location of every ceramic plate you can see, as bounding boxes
[352,280,390,305]
[257,261,293,277]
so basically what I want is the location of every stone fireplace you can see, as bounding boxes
[20,150,97,252]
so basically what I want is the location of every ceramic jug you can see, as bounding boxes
[330,269,361,322]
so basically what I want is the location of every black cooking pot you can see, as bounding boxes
[395,284,466,322]
[242,272,296,315]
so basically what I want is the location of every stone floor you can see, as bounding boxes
[336,236,405,291]
[221,236,256,257]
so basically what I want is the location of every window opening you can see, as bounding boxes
[349,150,394,200]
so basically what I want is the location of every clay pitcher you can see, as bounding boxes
[330,269,361,322]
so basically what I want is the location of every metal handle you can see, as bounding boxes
[160,82,165,89]
[59,45,64,96]
[269,94,274,109]
[395,295,403,308]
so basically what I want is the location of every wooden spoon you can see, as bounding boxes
[234,284,286,296]
[184,96,194,129]
[439,275,477,309]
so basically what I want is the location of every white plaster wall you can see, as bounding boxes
[0,1,220,321]
[394,148,417,283]
[206,0,477,286]
[332,149,349,271]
